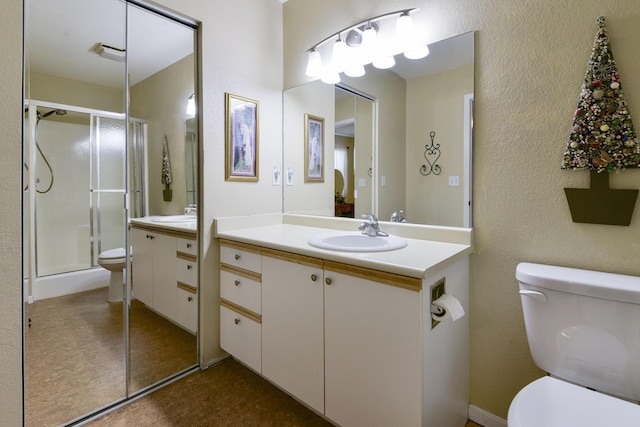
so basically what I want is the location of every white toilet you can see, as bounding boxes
[97,247,129,303]
[509,262,640,427]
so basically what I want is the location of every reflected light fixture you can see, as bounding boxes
[95,42,126,62]
[186,93,196,116]
[304,8,429,83]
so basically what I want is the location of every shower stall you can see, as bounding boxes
[23,100,147,300]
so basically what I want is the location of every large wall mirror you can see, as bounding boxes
[23,0,199,425]
[283,31,474,228]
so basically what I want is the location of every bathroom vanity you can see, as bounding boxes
[130,217,198,333]
[215,214,472,427]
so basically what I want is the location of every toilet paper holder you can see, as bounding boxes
[430,304,446,317]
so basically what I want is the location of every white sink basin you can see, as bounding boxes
[308,231,407,252]
[151,215,197,223]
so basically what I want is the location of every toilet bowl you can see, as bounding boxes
[509,263,640,427]
[97,247,129,303]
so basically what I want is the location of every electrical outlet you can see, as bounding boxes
[448,176,460,186]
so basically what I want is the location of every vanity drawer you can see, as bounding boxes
[220,242,261,273]
[221,265,261,314]
[177,285,197,334]
[176,254,198,286]
[220,304,261,373]
[177,237,197,257]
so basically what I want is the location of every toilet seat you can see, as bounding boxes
[98,247,126,260]
[508,376,640,427]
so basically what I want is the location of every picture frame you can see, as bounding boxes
[304,113,324,182]
[225,93,259,181]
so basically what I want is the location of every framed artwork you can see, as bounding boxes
[304,113,324,182]
[225,93,259,181]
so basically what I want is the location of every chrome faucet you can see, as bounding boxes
[390,209,407,223]
[184,204,197,215]
[359,214,388,237]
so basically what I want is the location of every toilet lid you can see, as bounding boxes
[508,376,640,427]
[99,247,126,260]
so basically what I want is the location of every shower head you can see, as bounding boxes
[38,109,67,119]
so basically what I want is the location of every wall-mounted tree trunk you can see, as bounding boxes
[564,171,638,226]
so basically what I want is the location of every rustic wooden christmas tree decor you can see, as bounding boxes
[562,17,640,226]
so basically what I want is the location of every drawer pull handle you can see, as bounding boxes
[235,280,240,286]
[186,243,192,248]
[187,265,192,270]
[188,296,193,302]
[325,277,333,285]
[234,318,240,325]
[235,254,241,260]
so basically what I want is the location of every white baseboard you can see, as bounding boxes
[468,404,507,427]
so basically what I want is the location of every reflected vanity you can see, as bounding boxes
[23,0,200,425]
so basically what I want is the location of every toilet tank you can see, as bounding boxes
[516,262,640,402]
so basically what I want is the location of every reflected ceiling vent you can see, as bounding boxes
[95,43,126,62]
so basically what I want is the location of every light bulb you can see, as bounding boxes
[321,71,340,84]
[344,64,366,78]
[186,94,195,116]
[372,56,395,70]
[395,12,413,49]
[361,24,378,63]
[305,49,323,77]
[404,44,430,60]
[331,37,348,72]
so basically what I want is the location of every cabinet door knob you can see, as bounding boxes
[325,277,333,285]
[186,243,192,248]
[188,296,193,302]
[234,318,240,325]
[235,254,241,260]
[311,274,318,282]
[234,280,240,286]
[187,265,192,270]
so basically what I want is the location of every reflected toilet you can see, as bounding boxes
[97,248,129,303]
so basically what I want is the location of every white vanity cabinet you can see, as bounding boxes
[176,237,198,333]
[259,248,422,426]
[131,226,176,316]
[130,224,198,333]
[323,261,422,427]
[215,217,471,427]
[261,249,325,413]
[219,241,262,373]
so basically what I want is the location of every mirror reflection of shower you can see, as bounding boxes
[23,101,146,300]
[23,108,67,193]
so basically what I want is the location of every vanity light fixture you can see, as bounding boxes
[304,8,429,83]
[186,93,196,116]
[95,43,126,62]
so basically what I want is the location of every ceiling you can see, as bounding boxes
[26,0,194,89]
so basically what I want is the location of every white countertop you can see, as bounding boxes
[130,216,197,234]
[214,214,472,279]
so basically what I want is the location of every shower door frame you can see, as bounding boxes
[23,99,147,300]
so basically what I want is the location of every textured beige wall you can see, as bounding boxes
[283,80,335,216]
[406,64,473,226]
[1,0,24,424]
[144,0,284,366]
[284,0,640,419]
[130,54,194,216]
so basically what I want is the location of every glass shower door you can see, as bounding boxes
[90,114,127,266]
